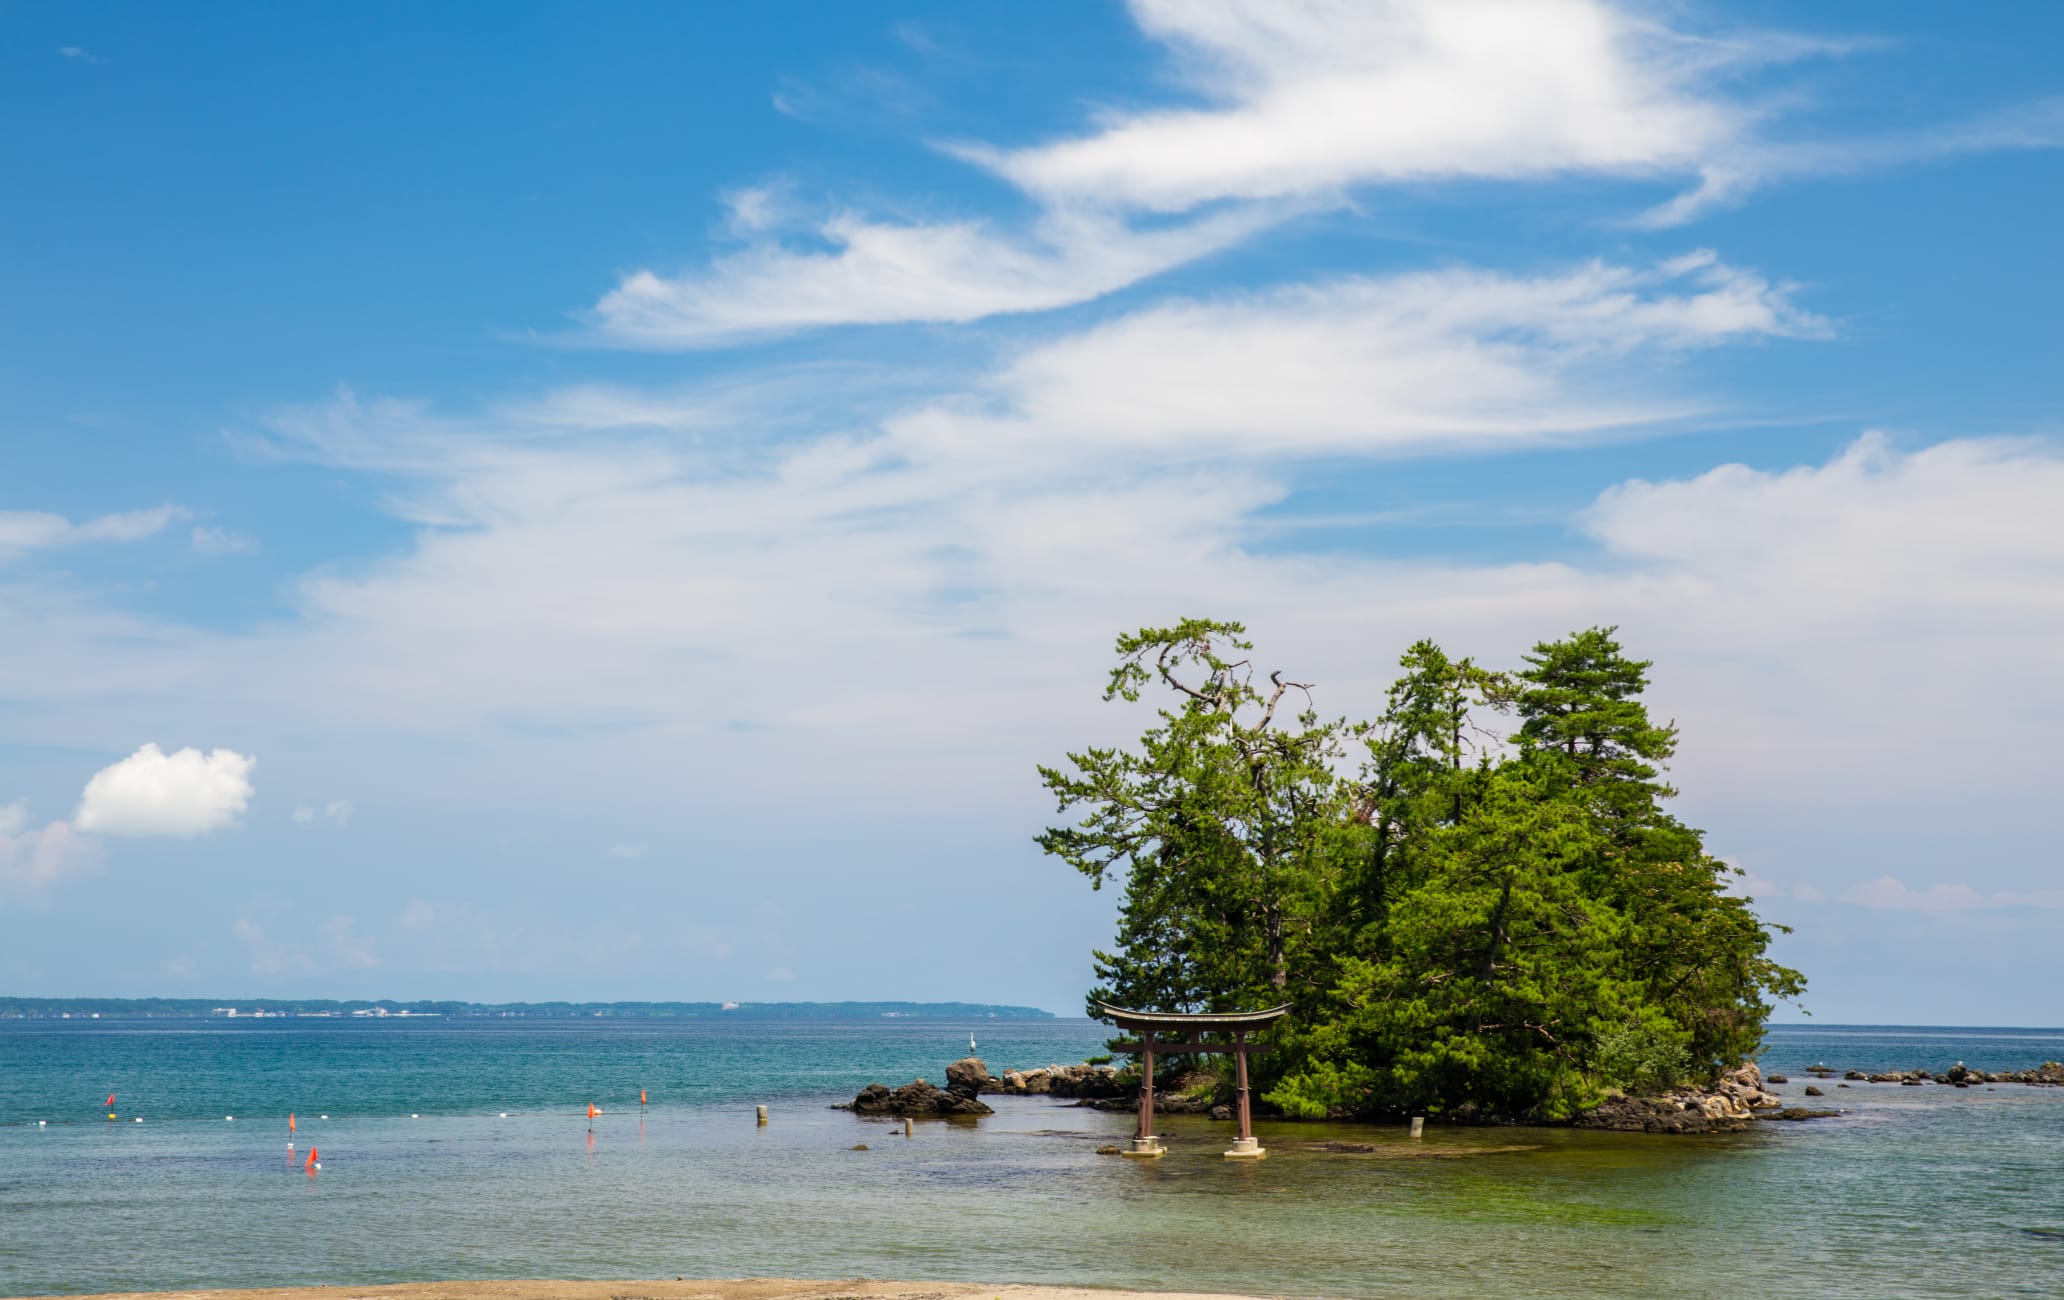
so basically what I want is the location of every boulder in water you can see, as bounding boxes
[844,1078,993,1117]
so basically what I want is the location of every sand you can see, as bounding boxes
[10,1281,1283,1300]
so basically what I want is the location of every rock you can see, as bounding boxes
[946,1056,991,1094]
[850,1143,868,1150]
[1095,1144,1122,1155]
[1718,1063,1783,1110]
[1991,1062,2064,1086]
[1576,1063,1779,1133]
[1767,1074,1789,1084]
[1845,1070,1868,1080]
[1314,1141,1378,1153]
[843,1078,994,1117]
[1209,1103,1234,1121]
[992,1061,1128,1099]
[1804,1086,1825,1097]
[1761,1108,1840,1121]
[1577,1094,1750,1134]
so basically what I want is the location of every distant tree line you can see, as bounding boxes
[1040,619,1804,1120]
[0,998,1054,1021]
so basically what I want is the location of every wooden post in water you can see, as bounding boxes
[903,1117,913,1138]
[1410,1116,1424,1138]
[756,1104,768,1126]
[1124,1029,1164,1158]
[1223,1030,1264,1159]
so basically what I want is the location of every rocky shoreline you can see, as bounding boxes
[841,1054,2064,1132]
[1793,1061,2064,1088]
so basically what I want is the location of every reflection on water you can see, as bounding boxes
[2,1021,2062,1298]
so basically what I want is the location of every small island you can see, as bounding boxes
[1037,621,1805,1128]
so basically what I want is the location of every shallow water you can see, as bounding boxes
[2,1020,2061,1298]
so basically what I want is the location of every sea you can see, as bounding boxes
[3,1018,2062,1299]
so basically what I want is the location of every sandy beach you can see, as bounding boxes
[9,1282,1280,1300]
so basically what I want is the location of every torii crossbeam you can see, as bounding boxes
[1095,1001,1291,1159]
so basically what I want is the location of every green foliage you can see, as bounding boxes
[1591,1016,1694,1096]
[1041,621,1805,1120]
[1037,619,1351,1016]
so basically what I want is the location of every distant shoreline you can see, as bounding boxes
[0,1280,1269,1300]
[0,998,1058,1021]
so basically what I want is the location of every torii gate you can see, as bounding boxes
[1096,1001,1290,1160]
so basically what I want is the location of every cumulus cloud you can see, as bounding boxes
[0,506,186,559]
[75,744,256,837]
[0,816,104,891]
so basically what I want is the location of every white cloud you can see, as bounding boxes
[1842,875,1985,914]
[980,0,1746,213]
[912,252,1822,461]
[0,817,104,891]
[975,0,2060,229]
[75,744,256,837]
[233,917,294,977]
[575,2,2057,346]
[319,915,380,969]
[292,800,354,829]
[0,506,185,559]
[191,525,259,556]
[1841,876,2064,914]
[1634,96,2064,227]
[588,205,1275,347]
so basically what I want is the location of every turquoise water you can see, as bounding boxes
[3,1019,2063,1298]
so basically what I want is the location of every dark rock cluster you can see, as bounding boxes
[1802,1061,2064,1088]
[843,1067,994,1117]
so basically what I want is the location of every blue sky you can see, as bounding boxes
[3,1,2061,1020]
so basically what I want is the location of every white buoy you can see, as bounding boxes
[134,1117,143,1123]
[319,1114,328,1120]
[38,1120,47,1127]
[499,1112,509,1118]
[411,1113,420,1119]
[226,1116,234,1122]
